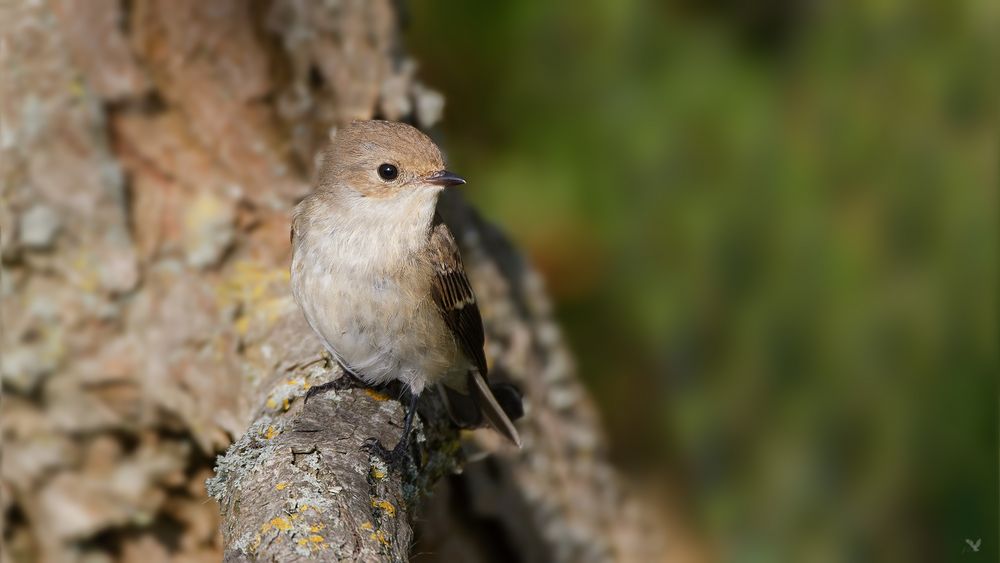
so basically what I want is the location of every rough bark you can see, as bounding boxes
[1,1,660,561]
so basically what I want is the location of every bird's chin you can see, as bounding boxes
[417,182,447,194]
[408,183,447,201]
[381,183,444,204]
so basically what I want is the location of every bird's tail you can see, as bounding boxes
[441,372,523,448]
[469,371,522,447]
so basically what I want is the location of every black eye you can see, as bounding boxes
[377,163,398,181]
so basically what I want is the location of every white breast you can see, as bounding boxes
[290,188,465,394]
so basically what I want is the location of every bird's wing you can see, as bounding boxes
[427,216,521,447]
[427,217,488,377]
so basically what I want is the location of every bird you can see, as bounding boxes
[290,120,522,463]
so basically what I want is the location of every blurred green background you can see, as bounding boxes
[407,1,996,561]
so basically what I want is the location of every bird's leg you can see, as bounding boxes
[362,390,419,466]
[304,363,369,403]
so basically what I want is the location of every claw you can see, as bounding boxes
[304,375,365,403]
[359,390,418,470]
[304,380,337,403]
[361,435,410,467]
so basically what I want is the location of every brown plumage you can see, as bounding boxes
[427,218,521,444]
[290,120,521,461]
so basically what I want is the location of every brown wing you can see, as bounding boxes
[428,218,522,447]
[428,217,488,377]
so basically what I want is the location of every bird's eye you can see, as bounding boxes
[377,163,399,181]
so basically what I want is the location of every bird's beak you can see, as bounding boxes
[425,170,466,187]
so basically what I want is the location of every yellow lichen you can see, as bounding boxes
[282,398,290,410]
[235,315,251,336]
[217,261,288,302]
[214,261,291,335]
[69,78,85,97]
[265,426,278,440]
[309,535,324,543]
[370,529,391,546]
[266,397,278,409]
[371,499,396,517]
[370,466,387,480]
[359,521,374,531]
[270,517,292,531]
[275,482,288,491]
[310,523,325,532]
[71,254,100,293]
[364,388,390,402]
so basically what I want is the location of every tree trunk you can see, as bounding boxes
[1,1,660,561]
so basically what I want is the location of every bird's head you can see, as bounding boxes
[317,120,465,200]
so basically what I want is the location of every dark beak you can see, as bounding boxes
[426,170,466,187]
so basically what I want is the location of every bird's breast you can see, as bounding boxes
[291,233,461,392]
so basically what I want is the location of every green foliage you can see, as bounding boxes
[409,0,997,560]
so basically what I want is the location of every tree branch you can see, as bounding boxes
[206,315,463,561]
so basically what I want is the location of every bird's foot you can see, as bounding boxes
[361,435,411,468]
[304,374,365,403]
[359,386,419,469]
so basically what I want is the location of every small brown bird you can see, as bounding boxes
[291,120,521,461]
